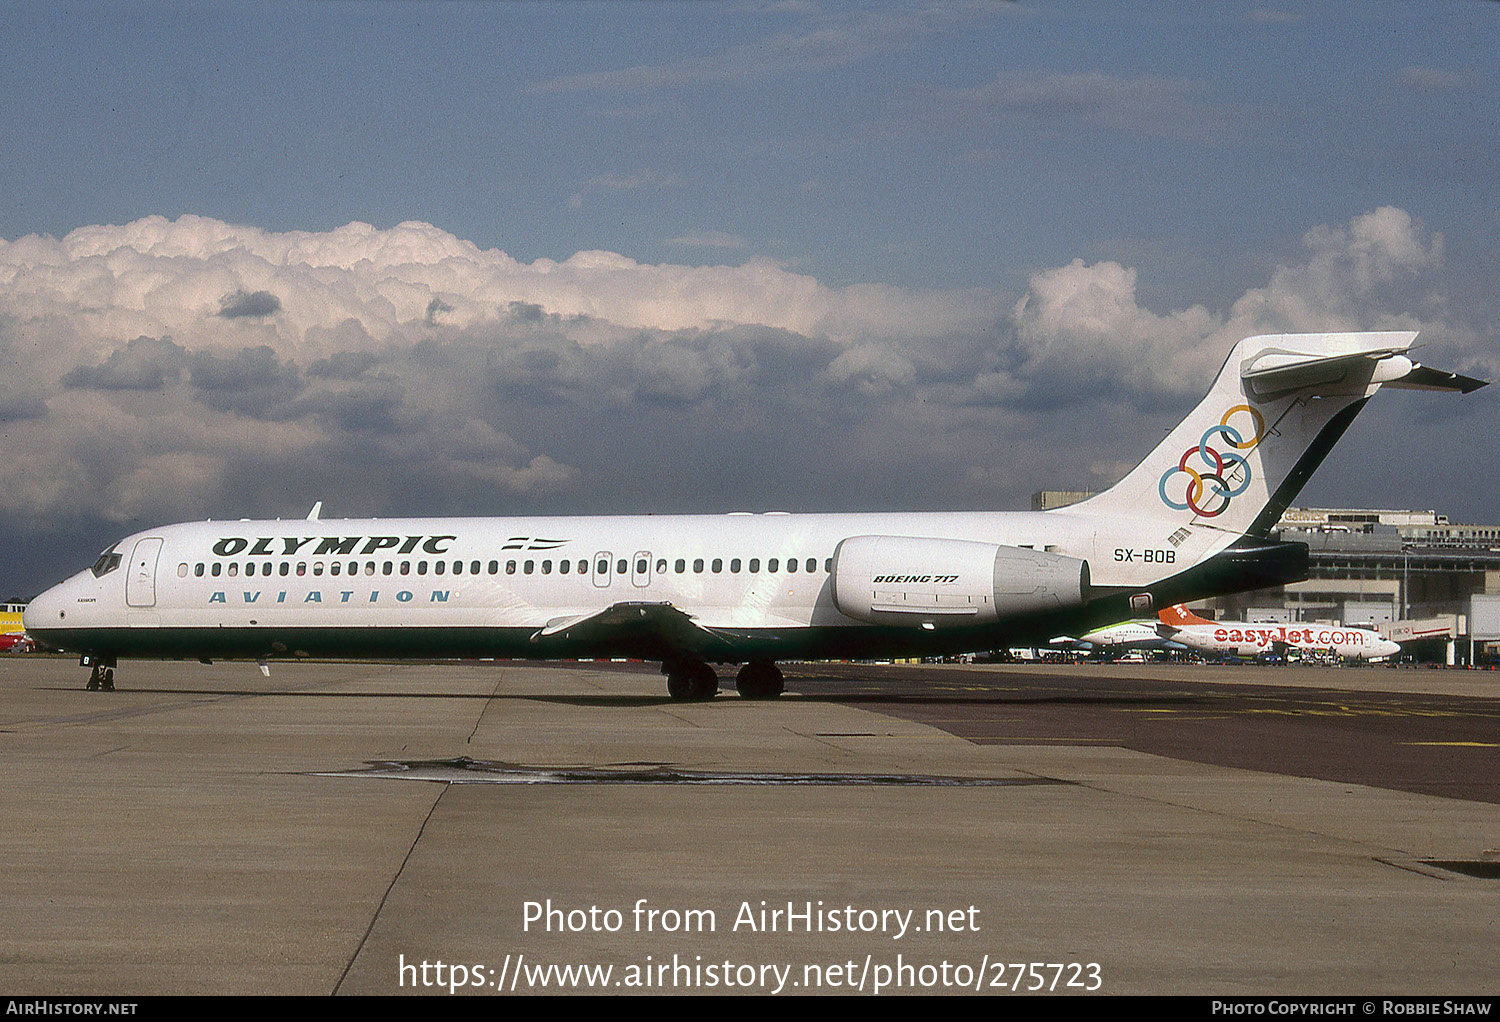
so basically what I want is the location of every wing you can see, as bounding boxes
[529,601,732,661]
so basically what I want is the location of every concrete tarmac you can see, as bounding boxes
[1,656,1497,996]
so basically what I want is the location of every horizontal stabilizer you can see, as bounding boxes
[1384,364,1488,394]
[1238,333,1488,398]
[1237,332,1415,399]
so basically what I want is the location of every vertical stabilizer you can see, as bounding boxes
[1071,332,1426,537]
[1159,604,1214,627]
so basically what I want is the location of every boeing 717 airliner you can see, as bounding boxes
[23,331,1483,699]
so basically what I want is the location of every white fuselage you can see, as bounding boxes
[1067,621,1182,651]
[23,508,1238,663]
[1165,621,1401,661]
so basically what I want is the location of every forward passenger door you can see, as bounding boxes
[126,538,163,607]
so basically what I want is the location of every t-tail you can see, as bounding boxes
[1072,331,1485,540]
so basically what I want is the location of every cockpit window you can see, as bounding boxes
[90,549,122,578]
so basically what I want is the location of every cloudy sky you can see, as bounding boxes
[2,1,1498,599]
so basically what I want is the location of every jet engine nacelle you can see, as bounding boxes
[830,535,1089,627]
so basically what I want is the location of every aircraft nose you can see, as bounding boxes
[23,578,78,634]
[23,587,57,632]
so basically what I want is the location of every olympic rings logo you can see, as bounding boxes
[1158,404,1265,518]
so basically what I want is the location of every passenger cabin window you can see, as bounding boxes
[749,558,760,573]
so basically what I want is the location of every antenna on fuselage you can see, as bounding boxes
[307,501,323,521]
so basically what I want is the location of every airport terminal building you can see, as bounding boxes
[1033,493,1500,665]
[1214,507,1500,665]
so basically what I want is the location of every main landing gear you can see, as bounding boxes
[664,659,719,702]
[661,659,785,701]
[735,660,784,700]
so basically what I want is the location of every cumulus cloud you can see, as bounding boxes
[0,213,998,529]
[62,335,186,391]
[188,344,305,416]
[1007,206,1457,410]
[0,206,1484,544]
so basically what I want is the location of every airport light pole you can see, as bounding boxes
[1401,544,1412,621]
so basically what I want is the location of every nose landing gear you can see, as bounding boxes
[82,656,117,692]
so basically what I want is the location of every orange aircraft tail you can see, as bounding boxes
[1158,604,1215,627]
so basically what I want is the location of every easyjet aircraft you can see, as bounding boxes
[1154,604,1402,661]
[1047,619,1188,656]
[23,331,1482,698]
